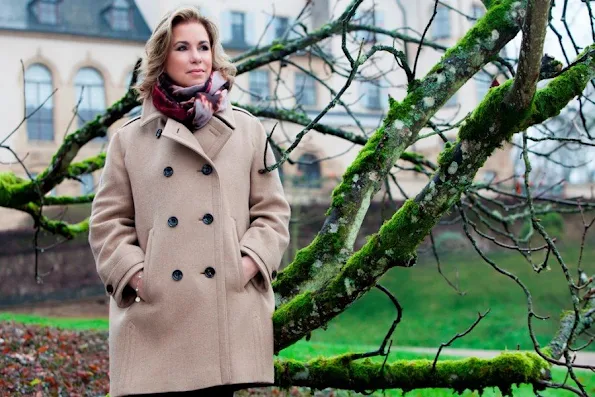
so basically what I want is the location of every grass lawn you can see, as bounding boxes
[2,314,593,396]
[305,244,595,352]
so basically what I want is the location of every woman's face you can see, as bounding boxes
[165,21,213,87]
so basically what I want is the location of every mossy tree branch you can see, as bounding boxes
[272,0,528,304]
[273,352,551,395]
[273,46,595,351]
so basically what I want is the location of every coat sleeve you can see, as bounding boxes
[239,117,291,293]
[88,130,144,308]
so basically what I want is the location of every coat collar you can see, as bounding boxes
[139,97,236,161]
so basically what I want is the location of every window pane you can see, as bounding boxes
[274,17,289,39]
[231,12,245,42]
[37,2,58,25]
[295,153,321,188]
[295,73,316,106]
[432,7,450,39]
[112,8,131,31]
[472,4,485,20]
[74,68,106,140]
[365,81,381,109]
[249,71,270,102]
[81,173,95,195]
[475,70,492,102]
[25,64,54,141]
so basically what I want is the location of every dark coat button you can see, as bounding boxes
[204,267,216,278]
[202,214,214,225]
[271,270,278,280]
[168,216,178,227]
[163,166,173,177]
[156,128,162,138]
[172,269,183,281]
[106,284,114,294]
[201,164,213,175]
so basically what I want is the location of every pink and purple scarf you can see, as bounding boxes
[152,71,230,131]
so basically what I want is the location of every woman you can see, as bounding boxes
[88,6,290,396]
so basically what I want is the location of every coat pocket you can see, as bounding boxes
[142,228,155,303]
[229,216,245,292]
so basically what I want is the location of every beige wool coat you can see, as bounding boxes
[88,98,291,396]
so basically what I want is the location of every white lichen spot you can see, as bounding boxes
[357,268,365,277]
[449,187,458,195]
[429,180,436,192]
[313,259,323,269]
[410,105,415,109]
[328,223,339,233]
[344,278,355,296]
[352,174,360,183]
[491,30,500,41]
[448,66,457,76]
[448,161,459,175]
[369,172,379,182]
[340,248,350,256]
[311,301,320,317]
[378,257,388,267]
[423,97,435,108]
[435,72,445,85]
[386,249,394,257]
[489,125,496,133]
[293,368,310,380]
[450,374,459,381]
[394,120,405,129]
[411,214,418,223]
[439,173,446,183]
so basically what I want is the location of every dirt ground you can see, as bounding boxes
[3,296,109,318]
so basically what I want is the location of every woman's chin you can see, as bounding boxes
[185,76,207,87]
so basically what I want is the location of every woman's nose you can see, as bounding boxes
[189,48,202,63]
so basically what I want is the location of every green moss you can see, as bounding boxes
[436,0,519,70]
[0,172,33,206]
[437,141,457,167]
[269,43,285,52]
[274,226,346,299]
[524,47,594,128]
[67,154,106,177]
[274,352,550,393]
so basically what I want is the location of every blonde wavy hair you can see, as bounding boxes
[135,6,237,99]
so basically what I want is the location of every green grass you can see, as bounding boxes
[305,244,595,352]
[0,312,108,330]
[2,313,593,396]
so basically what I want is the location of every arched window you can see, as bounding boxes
[295,153,321,188]
[25,64,55,141]
[74,67,106,139]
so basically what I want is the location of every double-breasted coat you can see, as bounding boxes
[88,97,291,396]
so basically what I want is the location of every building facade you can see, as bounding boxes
[0,0,513,230]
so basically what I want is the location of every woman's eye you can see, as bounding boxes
[176,45,187,51]
[200,45,210,51]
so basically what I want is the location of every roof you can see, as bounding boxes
[0,0,151,42]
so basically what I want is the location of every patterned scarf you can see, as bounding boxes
[151,71,230,131]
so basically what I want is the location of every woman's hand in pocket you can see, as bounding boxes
[241,255,259,286]
[128,269,145,301]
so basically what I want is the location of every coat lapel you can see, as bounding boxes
[140,97,236,161]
